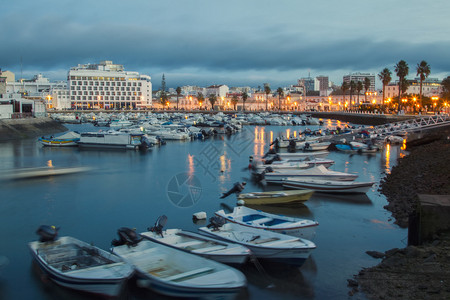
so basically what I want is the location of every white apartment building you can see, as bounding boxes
[343,72,376,91]
[68,61,152,109]
[384,79,441,99]
[205,85,229,98]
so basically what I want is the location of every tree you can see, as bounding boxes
[231,95,239,110]
[241,91,248,112]
[416,60,431,110]
[441,76,450,100]
[341,81,349,104]
[349,81,356,104]
[276,87,284,111]
[176,87,181,110]
[356,81,363,106]
[160,74,168,108]
[197,92,204,109]
[378,68,392,111]
[395,60,409,111]
[364,77,371,103]
[264,84,271,111]
[208,94,217,110]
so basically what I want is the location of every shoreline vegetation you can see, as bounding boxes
[352,136,450,299]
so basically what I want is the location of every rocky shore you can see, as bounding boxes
[351,138,450,299]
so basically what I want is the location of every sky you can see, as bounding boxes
[1,0,450,89]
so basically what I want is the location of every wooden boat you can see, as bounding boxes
[38,131,80,147]
[111,234,246,298]
[282,178,375,194]
[262,165,358,183]
[199,221,316,266]
[141,229,250,265]
[28,226,134,297]
[215,206,318,239]
[237,189,314,205]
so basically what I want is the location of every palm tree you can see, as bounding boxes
[356,81,363,106]
[264,84,271,111]
[341,81,349,106]
[349,81,356,105]
[276,87,284,111]
[378,68,392,112]
[231,95,239,110]
[395,60,409,112]
[176,87,181,110]
[364,77,371,103]
[416,60,431,110]
[208,94,217,110]
[197,92,204,109]
[241,91,248,112]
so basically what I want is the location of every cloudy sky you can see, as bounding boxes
[1,0,450,89]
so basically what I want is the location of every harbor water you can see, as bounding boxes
[0,120,407,300]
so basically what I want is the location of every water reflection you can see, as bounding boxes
[314,193,373,205]
[245,203,313,219]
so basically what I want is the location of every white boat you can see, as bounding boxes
[109,119,133,130]
[262,165,358,183]
[147,129,190,140]
[29,226,134,297]
[301,142,331,151]
[199,220,316,266]
[38,131,81,147]
[265,151,329,159]
[111,232,246,298]
[282,178,375,194]
[141,229,250,265]
[215,206,318,240]
[77,131,151,150]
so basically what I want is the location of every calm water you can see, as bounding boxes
[0,120,407,300]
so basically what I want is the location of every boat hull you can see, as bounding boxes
[237,190,314,205]
[282,179,374,194]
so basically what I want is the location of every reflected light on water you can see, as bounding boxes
[47,160,53,168]
[385,144,391,174]
[286,129,290,139]
[253,127,267,157]
[218,154,232,183]
[401,139,407,150]
[188,154,194,176]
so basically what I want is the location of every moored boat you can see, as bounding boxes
[77,131,152,150]
[199,219,316,266]
[111,228,246,298]
[237,189,314,205]
[38,131,80,147]
[282,178,375,194]
[262,165,358,183]
[28,226,134,297]
[215,206,318,239]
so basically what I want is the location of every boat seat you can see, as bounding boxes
[250,217,273,225]
[193,245,227,253]
[164,267,214,282]
[176,241,204,248]
[250,237,279,244]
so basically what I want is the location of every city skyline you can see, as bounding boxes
[1,0,450,89]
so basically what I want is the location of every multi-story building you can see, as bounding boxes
[385,78,441,99]
[315,76,329,96]
[50,82,71,110]
[343,72,376,91]
[297,77,315,94]
[6,73,64,97]
[68,61,152,109]
[205,85,229,98]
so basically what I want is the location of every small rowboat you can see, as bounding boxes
[282,178,375,194]
[263,165,358,183]
[199,220,316,266]
[237,189,314,205]
[38,131,80,147]
[215,205,318,240]
[111,232,246,298]
[141,229,250,265]
[29,226,134,297]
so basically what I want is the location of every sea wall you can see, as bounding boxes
[306,112,416,125]
[0,118,67,141]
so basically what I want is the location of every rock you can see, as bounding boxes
[347,279,358,287]
[423,254,436,263]
[366,250,385,259]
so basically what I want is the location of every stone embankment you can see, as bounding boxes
[0,118,67,141]
[351,138,450,299]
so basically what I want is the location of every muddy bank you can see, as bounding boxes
[352,139,450,299]
[0,118,67,141]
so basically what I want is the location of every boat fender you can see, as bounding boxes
[237,200,245,206]
[193,212,207,220]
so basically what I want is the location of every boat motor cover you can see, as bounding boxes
[36,225,59,242]
[207,216,227,230]
[111,227,143,246]
[148,215,168,237]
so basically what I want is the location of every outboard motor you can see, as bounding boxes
[206,216,226,230]
[111,227,142,247]
[148,215,168,238]
[36,225,59,242]
[262,148,277,158]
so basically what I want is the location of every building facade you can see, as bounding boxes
[385,78,441,99]
[343,72,376,91]
[68,61,152,109]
